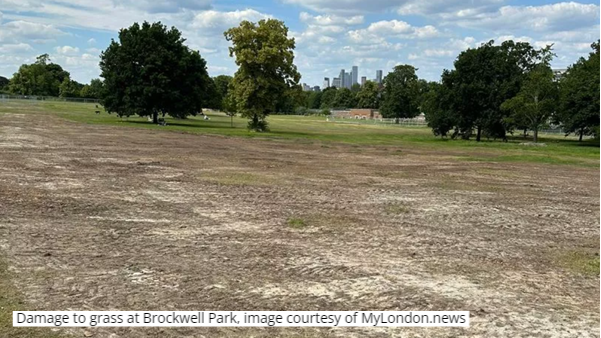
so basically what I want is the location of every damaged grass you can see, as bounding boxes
[0,258,63,338]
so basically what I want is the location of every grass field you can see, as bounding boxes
[0,99,599,337]
[1,100,598,168]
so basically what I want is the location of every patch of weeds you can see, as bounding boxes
[558,251,600,276]
[385,203,410,214]
[287,217,307,229]
[0,259,63,338]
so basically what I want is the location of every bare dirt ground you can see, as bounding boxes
[0,112,599,338]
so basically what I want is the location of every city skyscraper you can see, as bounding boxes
[351,66,358,86]
[323,77,330,89]
[339,69,346,88]
[361,76,366,86]
[344,72,351,89]
[376,70,383,84]
[332,77,341,88]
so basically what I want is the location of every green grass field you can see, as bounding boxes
[1,100,598,167]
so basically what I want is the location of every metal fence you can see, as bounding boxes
[0,94,100,103]
[326,116,428,127]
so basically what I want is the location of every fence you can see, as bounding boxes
[0,94,100,104]
[326,115,428,127]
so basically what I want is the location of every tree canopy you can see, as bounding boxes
[501,64,558,142]
[380,65,420,120]
[355,80,380,109]
[427,40,552,141]
[100,21,210,123]
[225,19,300,131]
[8,54,70,96]
[555,40,600,141]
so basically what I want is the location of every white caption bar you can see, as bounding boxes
[14,311,469,327]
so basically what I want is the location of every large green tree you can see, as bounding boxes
[380,65,420,121]
[59,78,84,98]
[9,54,69,96]
[332,87,356,108]
[212,75,233,110]
[79,78,104,99]
[355,80,380,108]
[225,19,300,131]
[501,64,558,142]
[555,40,600,141]
[320,87,337,109]
[436,40,550,141]
[100,22,210,123]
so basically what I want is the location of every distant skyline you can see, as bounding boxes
[0,0,599,85]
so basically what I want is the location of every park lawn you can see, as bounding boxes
[0,100,598,167]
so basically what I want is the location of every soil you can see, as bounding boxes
[0,113,599,338]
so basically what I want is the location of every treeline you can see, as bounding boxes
[423,40,600,142]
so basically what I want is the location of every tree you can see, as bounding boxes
[556,40,600,141]
[9,54,69,96]
[423,82,455,137]
[0,76,9,91]
[306,91,322,109]
[225,19,300,131]
[351,83,361,93]
[332,87,355,108]
[355,80,380,108]
[59,78,83,98]
[320,87,337,108]
[212,75,233,110]
[380,65,420,121]
[100,21,210,123]
[436,40,550,141]
[80,78,104,99]
[501,65,558,142]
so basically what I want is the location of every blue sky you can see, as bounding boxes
[0,0,599,86]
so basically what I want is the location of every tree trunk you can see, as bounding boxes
[152,110,158,124]
[533,128,538,143]
[579,128,584,142]
[476,126,482,142]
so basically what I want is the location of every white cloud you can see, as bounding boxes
[0,20,65,43]
[191,9,271,31]
[445,2,600,33]
[55,45,80,55]
[299,12,363,25]
[0,43,33,53]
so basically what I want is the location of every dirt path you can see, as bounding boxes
[0,113,598,337]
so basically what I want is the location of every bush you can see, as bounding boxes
[321,108,331,116]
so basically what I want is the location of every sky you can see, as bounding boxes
[0,0,599,86]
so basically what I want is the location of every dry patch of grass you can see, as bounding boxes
[0,259,63,338]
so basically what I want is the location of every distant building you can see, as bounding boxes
[332,77,341,88]
[323,77,330,88]
[339,69,346,88]
[376,70,383,84]
[351,66,358,86]
[344,72,351,89]
[302,83,311,91]
[361,76,367,86]
[312,86,320,92]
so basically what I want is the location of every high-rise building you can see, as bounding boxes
[302,83,311,91]
[361,76,367,86]
[323,77,330,88]
[332,77,341,88]
[313,86,320,92]
[344,72,351,89]
[376,70,383,84]
[339,69,346,88]
[351,66,358,86]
